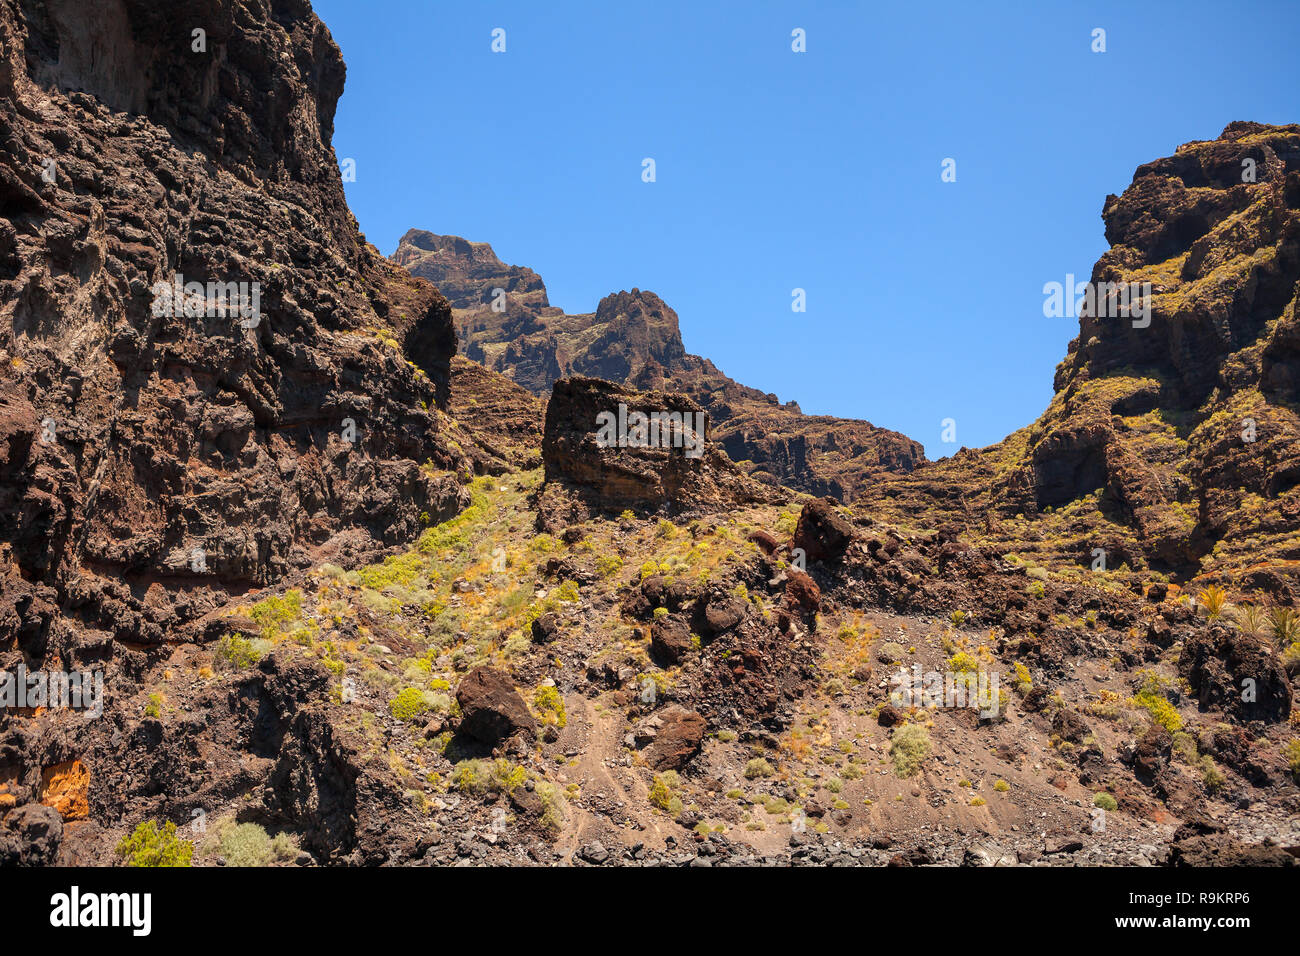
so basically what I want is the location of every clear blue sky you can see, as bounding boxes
[314,0,1299,458]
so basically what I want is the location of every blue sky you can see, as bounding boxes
[314,0,1300,458]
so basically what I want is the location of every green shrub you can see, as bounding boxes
[534,781,566,835]
[648,775,675,811]
[947,651,979,673]
[889,724,931,777]
[389,687,431,722]
[355,551,426,591]
[1093,792,1118,811]
[248,589,303,638]
[532,685,567,728]
[215,634,265,669]
[451,758,526,794]
[743,758,775,779]
[1134,671,1183,732]
[116,821,193,867]
[1134,690,1182,732]
[213,821,298,867]
[1198,755,1226,794]
[1284,739,1300,781]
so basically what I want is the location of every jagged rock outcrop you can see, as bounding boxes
[393,230,925,499]
[538,376,783,527]
[0,0,469,653]
[1179,625,1292,722]
[863,122,1300,587]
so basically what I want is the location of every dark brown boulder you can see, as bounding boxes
[530,612,561,644]
[640,706,707,771]
[793,498,855,564]
[1127,724,1173,784]
[0,802,62,866]
[701,595,746,636]
[877,705,904,727]
[455,667,537,745]
[650,617,693,664]
[1051,708,1091,744]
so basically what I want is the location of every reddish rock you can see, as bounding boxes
[455,668,537,745]
[784,571,821,612]
[640,706,707,771]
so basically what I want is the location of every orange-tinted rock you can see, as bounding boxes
[38,760,89,821]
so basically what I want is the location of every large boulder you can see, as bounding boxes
[792,498,855,564]
[455,668,537,745]
[0,803,62,866]
[700,595,746,636]
[635,706,707,771]
[650,617,693,664]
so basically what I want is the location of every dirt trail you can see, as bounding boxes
[554,695,668,858]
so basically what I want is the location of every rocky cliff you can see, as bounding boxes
[864,123,1300,591]
[393,229,926,500]
[0,0,474,863]
[0,0,469,655]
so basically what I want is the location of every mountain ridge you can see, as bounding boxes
[393,227,928,501]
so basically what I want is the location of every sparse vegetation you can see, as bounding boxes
[1196,584,1228,619]
[877,641,906,665]
[116,821,193,867]
[209,820,298,867]
[889,724,931,777]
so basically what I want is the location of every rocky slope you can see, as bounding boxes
[392,229,926,500]
[863,123,1300,593]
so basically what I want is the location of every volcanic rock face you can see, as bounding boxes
[0,0,468,653]
[393,230,925,499]
[864,123,1300,587]
[539,376,783,526]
